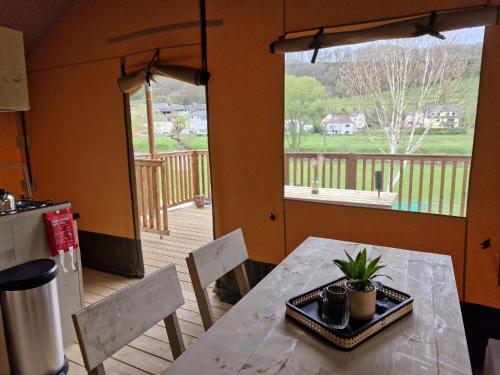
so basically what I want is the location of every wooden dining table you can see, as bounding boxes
[164,237,472,374]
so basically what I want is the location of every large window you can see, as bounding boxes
[284,28,484,217]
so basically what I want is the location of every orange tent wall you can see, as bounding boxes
[25,60,133,238]
[207,0,499,307]
[20,0,500,306]
[464,26,500,307]
[0,113,25,197]
[207,0,286,264]
[24,0,215,240]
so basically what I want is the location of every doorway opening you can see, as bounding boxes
[129,76,213,288]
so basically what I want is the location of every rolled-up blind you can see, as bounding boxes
[153,65,210,86]
[271,6,499,55]
[118,64,210,93]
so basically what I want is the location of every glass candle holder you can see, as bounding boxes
[311,178,319,194]
[318,285,350,329]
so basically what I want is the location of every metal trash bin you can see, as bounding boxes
[0,259,68,375]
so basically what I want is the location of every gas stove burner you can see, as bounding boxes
[16,199,52,210]
[0,200,54,216]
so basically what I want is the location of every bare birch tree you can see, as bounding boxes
[339,37,468,155]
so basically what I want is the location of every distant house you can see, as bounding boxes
[302,124,314,133]
[154,121,173,134]
[285,121,314,133]
[405,104,461,128]
[424,104,461,128]
[153,103,189,117]
[188,110,208,136]
[154,103,208,136]
[322,115,355,135]
[350,112,367,129]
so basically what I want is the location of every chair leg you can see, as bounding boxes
[198,287,216,331]
[187,255,216,331]
[89,363,106,375]
[234,263,250,297]
[164,312,185,360]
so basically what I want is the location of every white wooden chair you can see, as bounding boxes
[485,338,500,375]
[186,228,250,331]
[72,264,185,375]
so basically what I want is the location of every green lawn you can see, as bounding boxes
[293,133,473,154]
[133,135,208,154]
[135,132,473,155]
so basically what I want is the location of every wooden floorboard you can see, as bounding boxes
[67,206,230,374]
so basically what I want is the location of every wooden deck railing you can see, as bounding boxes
[285,152,471,217]
[135,150,471,237]
[135,158,169,235]
[134,150,212,235]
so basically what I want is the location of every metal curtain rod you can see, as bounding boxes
[108,19,223,44]
[29,42,201,74]
[199,0,208,71]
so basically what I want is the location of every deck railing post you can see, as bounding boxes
[346,153,357,190]
[284,154,290,185]
[192,151,200,196]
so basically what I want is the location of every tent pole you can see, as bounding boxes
[145,83,156,158]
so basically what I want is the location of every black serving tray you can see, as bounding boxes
[286,277,413,351]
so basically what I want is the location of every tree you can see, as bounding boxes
[171,115,188,138]
[338,37,468,154]
[285,75,329,151]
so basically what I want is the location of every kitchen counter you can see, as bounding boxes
[0,201,70,224]
[0,202,84,348]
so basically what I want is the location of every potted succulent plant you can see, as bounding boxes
[333,248,392,320]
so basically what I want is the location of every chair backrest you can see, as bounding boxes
[187,228,250,330]
[72,264,185,374]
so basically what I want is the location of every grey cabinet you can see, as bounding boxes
[0,203,84,347]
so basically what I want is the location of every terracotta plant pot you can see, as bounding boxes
[194,194,205,208]
[346,282,376,320]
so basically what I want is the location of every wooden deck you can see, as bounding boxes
[284,185,397,209]
[67,205,224,374]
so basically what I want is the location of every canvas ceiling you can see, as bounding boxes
[0,0,74,52]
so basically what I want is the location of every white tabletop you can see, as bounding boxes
[164,237,471,374]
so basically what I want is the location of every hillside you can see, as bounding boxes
[328,76,480,127]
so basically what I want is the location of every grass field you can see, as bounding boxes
[133,135,208,153]
[293,133,473,154]
[134,132,473,155]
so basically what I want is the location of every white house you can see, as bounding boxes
[188,110,208,136]
[302,124,314,133]
[350,111,367,129]
[284,120,314,133]
[423,104,461,128]
[154,103,208,136]
[153,121,173,134]
[405,104,461,129]
[322,115,355,135]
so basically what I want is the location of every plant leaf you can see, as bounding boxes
[366,264,385,280]
[372,274,394,281]
[344,250,355,264]
[354,249,362,264]
[333,259,353,278]
[365,255,382,276]
[356,249,367,279]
